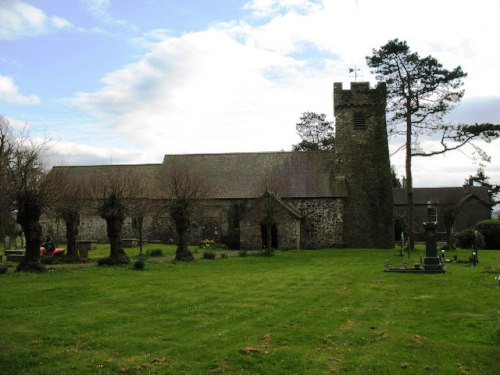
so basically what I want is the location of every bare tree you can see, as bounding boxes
[439,190,466,250]
[47,167,89,261]
[128,197,155,256]
[159,160,208,261]
[0,117,15,242]
[89,168,145,264]
[259,157,287,255]
[4,121,52,272]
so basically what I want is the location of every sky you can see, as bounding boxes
[1,0,499,188]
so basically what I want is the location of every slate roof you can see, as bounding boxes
[162,151,342,199]
[393,186,491,207]
[49,164,162,198]
[241,191,303,220]
[49,152,344,200]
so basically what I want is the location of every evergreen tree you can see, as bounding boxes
[292,112,335,151]
[469,168,500,206]
[367,39,500,250]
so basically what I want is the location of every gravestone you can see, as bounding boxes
[423,203,445,272]
[3,236,10,251]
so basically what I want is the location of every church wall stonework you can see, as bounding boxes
[288,198,344,248]
[334,82,394,248]
[39,81,395,250]
[40,197,344,250]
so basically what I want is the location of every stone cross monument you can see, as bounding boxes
[423,202,445,272]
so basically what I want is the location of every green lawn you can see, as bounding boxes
[1,248,499,374]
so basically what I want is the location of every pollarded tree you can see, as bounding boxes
[90,167,145,264]
[4,122,52,272]
[292,112,335,151]
[47,167,89,261]
[367,39,500,250]
[0,116,15,242]
[159,160,208,261]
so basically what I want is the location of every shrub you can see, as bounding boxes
[97,257,118,266]
[220,252,227,259]
[133,259,146,270]
[394,213,407,241]
[239,250,248,257]
[456,228,485,249]
[149,249,164,257]
[203,251,215,260]
[0,265,8,274]
[475,220,500,249]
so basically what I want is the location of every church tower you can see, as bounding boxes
[334,82,394,248]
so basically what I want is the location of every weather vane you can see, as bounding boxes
[348,66,361,81]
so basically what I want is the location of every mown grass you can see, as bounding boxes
[0,248,499,374]
[87,242,224,260]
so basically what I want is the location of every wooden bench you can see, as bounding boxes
[5,250,25,262]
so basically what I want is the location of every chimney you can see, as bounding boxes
[402,177,407,189]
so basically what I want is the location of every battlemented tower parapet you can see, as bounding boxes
[334,82,394,248]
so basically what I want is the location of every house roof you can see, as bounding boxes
[162,151,342,199]
[393,186,491,207]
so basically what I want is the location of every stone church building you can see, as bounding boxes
[44,82,395,249]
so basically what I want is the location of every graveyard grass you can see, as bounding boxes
[1,246,499,374]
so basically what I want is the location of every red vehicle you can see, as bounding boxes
[40,236,64,257]
[40,246,65,257]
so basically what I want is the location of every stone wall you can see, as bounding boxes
[287,198,344,248]
[239,195,301,250]
[40,197,344,250]
[40,212,158,243]
[334,82,394,248]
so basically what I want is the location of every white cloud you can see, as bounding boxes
[82,0,136,29]
[74,27,326,154]
[390,140,500,188]
[46,139,152,167]
[2,115,28,130]
[0,0,72,40]
[240,0,500,97]
[0,75,40,104]
[243,0,321,18]
[71,0,500,189]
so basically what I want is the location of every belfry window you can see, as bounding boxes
[353,112,366,130]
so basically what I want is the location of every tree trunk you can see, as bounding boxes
[137,216,144,256]
[445,221,456,250]
[105,216,129,264]
[174,216,194,261]
[16,218,45,272]
[64,211,80,261]
[406,100,415,252]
